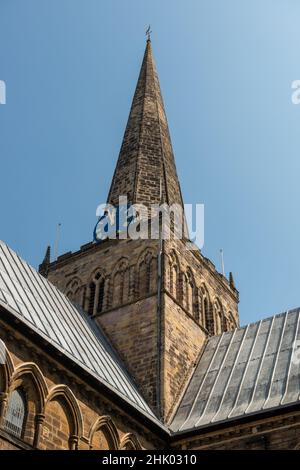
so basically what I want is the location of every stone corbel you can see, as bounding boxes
[69,434,79,450]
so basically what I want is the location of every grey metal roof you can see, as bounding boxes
[171,309,300,433]
[0,241,157,420]
[2,239,300,436]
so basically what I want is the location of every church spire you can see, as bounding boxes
[107,39,184,210]
[38,245,51,278]
[229,271,236,290]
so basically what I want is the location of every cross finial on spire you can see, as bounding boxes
[146,25,152,42]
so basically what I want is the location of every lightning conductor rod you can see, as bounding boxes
[54,223,62,260]
[156,177,163,419]
[220,248,225,276]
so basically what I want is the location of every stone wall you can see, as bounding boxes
[96,295,159,412]
[0,320,162,450]
[159,239,238,421]
[162,294,206,421]
[46,234,239,420]
[1,317,299,450]
[47,237,161,412]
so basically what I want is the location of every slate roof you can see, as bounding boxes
[0,241,157,421]
[171,309,300,433]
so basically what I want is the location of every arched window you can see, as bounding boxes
[214,300,223,335]
[187,281,194,314]
[204,296,209,326]
[138,262,149,296]
[86,271,106,316]
[88,281,96,315]
[122,268,130,303]
[111,259,130,308]
[97,278,105,313]
[169,263,179,299]
[65,278,82,305]
[4,389,26,438]
[183,274,189,310]
[179,272,187,307]
[200,286,212,333]
[168,251,180,301]
[149,256,157,292]
[186,270,197,318]
[138,252,155,297]
[226,311,236,331]
[168,259,173,294]
[112,272,122,307]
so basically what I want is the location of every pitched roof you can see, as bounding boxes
[0,240,157,421]
[1,239,299,436]
[171,310,300,433]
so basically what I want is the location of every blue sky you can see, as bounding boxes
[1,0,300,326]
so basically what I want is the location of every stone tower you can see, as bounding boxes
[42,39,239,422]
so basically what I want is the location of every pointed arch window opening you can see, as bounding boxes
[66,279,82,306]
[203,294,211,332]
[88,281,96,315]
[226,311,236,331]
[122,268,130,304]
[189,283,198,321]
[185,270,196,317]
[214,301,223,335]
[88,273,106,315]
[184,275,189,311]
[169,261,173,294]
[138,253,154,297]
[3,389,27,439]
[112,271,123,307]
[146,262,151,294]
[97,278,105,313]
[169,260,179,299]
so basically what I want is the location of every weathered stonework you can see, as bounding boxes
[0,320,163,450]
[47,238,160,413]
[46,235,238,420]
[107,40,183,209]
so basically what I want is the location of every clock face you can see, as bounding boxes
[93,204,136,243]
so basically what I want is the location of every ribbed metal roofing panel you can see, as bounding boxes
[0,241,156,418]
[171,309,300,432]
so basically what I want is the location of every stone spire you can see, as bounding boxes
[229,271,236,290]
[107,39,184,210]
[38,246,51,278]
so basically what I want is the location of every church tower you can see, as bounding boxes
[42,39,239,422]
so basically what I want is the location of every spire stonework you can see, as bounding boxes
[229,271,236,290]
[39,246,51,278]
[107,40,184,210]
